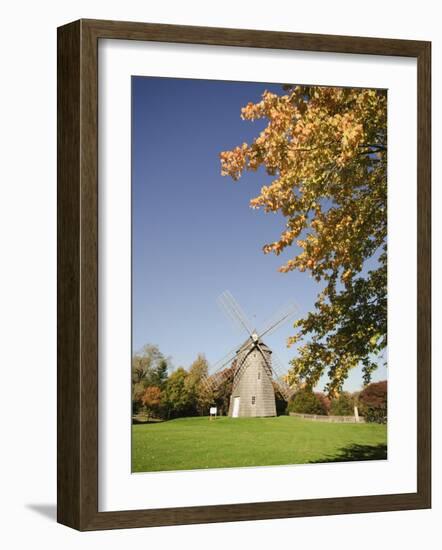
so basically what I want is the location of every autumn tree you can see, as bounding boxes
[132,343,168,389]
[162,368,193,419]
[220,85,387,395]
[358,380,387,423]
[185,354,210,415]
[141,386,162,420]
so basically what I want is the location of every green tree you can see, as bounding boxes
[329,392,354,416]
[287,388,328,415]
[162,368,193,419]
[150,358,169,389]
[220,85,387,396]
[185,354,210,415]
[131,344,164,386]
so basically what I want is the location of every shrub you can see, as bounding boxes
[359,380,387,423]
[330,392,354,416]
[363,406,387,424]
[287,388,328,415]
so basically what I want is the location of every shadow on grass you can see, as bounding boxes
[309,443,387,464]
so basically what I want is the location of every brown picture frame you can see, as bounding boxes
[57,18,431,531]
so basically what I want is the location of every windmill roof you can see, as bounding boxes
[237,335,272,354]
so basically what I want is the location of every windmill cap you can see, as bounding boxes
[237,335,272,354]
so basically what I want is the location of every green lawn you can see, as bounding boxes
[132,416,387,472]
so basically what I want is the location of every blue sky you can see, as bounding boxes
[132,76,386,392]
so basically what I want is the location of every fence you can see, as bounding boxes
[289,412,365,423]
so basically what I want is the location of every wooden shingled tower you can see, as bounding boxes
[229,333,276,417]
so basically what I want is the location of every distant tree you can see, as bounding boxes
[185,354,210,415]
[141,386,162,420]
[287,388,328,415]
[197,384,216,416]
[131,344,170,416]
[132,382,146,414]
[131,344,164,386]
[150,358,169,389]
[359,380,387,423]
[316,392,331,415]
[162,368,193,419]
[330,392,354,416]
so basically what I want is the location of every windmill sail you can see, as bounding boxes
[218,290,254,336]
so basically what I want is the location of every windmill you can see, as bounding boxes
[202,291,298,418]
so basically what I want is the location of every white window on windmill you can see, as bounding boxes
[251,396,256,405]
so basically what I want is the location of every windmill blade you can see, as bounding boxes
[269,351,295,401]
[269,350,289,380]
[208,346,238,376]
[273,379,295,402]
[217,294,245,335]
[203,356,235,392]
[218,290,254,337]
[202,365,235,393]
[258,301,298,339]
[207,336,254,377]
[202,337,256,392]
[254,341,293,402]
[230,343,256,392]
[257,301,298,340]
[254,341,276,383]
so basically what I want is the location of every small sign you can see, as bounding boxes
[210,407,217,415]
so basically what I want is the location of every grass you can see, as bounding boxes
[131,416,387,472]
